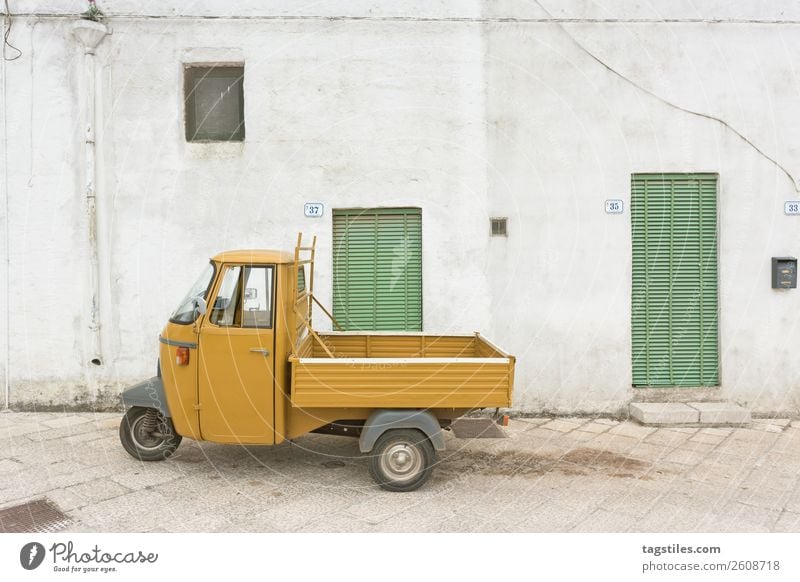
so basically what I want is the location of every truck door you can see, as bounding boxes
[198,264,276,443]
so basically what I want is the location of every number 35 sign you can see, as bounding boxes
[605,199,624,214]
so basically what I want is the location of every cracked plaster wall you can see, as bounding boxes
[2,1,800,414]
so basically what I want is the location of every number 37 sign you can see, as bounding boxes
[304,203,324,217]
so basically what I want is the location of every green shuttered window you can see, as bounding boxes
[631,174,719,387]
[333,208,422,331]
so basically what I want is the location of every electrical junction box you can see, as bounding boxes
[772,257,797,289]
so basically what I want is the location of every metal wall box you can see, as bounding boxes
[772,257,797,289]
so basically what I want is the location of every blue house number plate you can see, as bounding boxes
[304,203,324,217]
[605,199,624,214]
[785,201,800,215]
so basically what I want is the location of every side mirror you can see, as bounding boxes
[193,297,207,317]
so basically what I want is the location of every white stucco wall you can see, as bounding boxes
[2,1,800,414]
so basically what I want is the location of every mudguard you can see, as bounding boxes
[120,376,171,417]
[359,409,445,453]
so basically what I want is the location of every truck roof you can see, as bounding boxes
[211,249,296,264]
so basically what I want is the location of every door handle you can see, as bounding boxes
[249,348,270,356]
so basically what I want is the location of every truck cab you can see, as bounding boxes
[159,250,297,446]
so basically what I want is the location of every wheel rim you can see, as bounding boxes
[130,414,167,451]
[379,441,423,483]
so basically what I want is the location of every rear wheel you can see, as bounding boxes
[368,429,435,492]
[119,406,182,461]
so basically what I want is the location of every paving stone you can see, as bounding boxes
[110,466,209,490]
[24,421,103,442]
[65,478,132,505]
[596,481,668,517]
[587,433,641,454]
[540,419,584,433]
[664,448,707,466]
[424,511,502,533]
[772,510,800,532]
[2,423,44,437]
[750,422,784,433]
[511,426,564,444]
[509,500,595,532]
[644,429,693,447]
[689,431,728,445]
[41,415,96,429]
[784,492,800,514]
[676,440,718,456]
[379,504,462,533]
[298,511,381,533]
[607,422,656,440]
[42,487,89,512]
[688,402,751,424]
[575,421,613,434]
[660,481,737,512]
[0,458,23,473]
[627,442,671,463]
[572,508,636,532]
[560,429,601,443]
[696,502,777,532]
[168,512,236,533]
[630,402,699,425]
[631,501,711,532]
[515,417,553,426]
[699,427,734,436]
[735,485,791,510]
[739,470,797,493]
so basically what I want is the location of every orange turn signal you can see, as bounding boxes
[175,347,190,366]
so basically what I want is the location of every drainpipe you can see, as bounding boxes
[1,19,9,410]
[72,20,108,367]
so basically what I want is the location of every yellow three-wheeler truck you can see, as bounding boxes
[119,235,515,491]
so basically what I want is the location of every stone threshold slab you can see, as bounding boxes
[630,402,751,426]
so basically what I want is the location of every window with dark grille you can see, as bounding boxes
[184,66,245,141]
[491,217,507,236]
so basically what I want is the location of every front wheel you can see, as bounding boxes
[119,406,182,461]
[368,429,435,492]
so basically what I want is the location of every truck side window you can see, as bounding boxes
[242,266,274,328]
[210,266,242,326]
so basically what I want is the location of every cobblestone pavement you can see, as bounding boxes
[1,412,799,533]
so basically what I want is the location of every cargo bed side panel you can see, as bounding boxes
[291,359,512,408]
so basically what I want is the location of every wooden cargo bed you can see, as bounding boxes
[289,332,515,409]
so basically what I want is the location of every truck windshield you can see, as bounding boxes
[170,262,216,324]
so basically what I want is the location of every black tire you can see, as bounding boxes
[367,428,435,492]
[119,406,182,461]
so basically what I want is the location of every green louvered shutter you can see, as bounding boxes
[332,208,422,331]
[631,174,719,387]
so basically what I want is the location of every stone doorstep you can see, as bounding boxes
[630,402,752,427]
